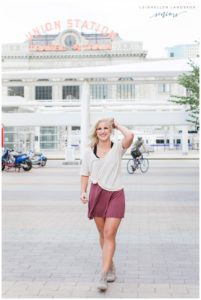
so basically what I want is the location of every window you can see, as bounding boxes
[9,80,22,82]
[90,84,108,99]
[62,86,79,99]
[3,126,34,151]
[156,139,165,144]
[188,130,198,134]
[37,79,49,82]
[8,86,24,97]
[89,78,109,100]
[158,83,170,93]
[3,127,15,149]
[30,35,56,45]
[117,78,135,99]
[65,35,77,48]
[40,127,58,149]
[35,86,52,100]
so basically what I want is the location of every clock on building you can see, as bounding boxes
[64,35,76,48]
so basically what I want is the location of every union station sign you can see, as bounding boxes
[27,19,117,52]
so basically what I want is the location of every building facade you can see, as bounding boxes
[2,30,199,157]
[166,43,199,59]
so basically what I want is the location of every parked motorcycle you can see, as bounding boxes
[2,149,32,171]
[27,150,47,167]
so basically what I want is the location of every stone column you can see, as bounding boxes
[34,127,40,153]
[67,126,72,148]
[111,83,117,101]
[30,131,35,150]
[2,86,7,96]
[134,84,140,99]
[169,125,175,150]
[24,86,30,100]
[64,125,75,162]
[181,125,188,154]
[80,81,90,161]
[29,85,35,100]
[52,83,62,101]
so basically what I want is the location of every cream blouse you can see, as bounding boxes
[80,141,126,191]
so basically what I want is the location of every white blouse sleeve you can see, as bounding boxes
[80,149,90,176]
[118,140,127,156]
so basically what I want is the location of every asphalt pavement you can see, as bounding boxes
[2,159,199,298]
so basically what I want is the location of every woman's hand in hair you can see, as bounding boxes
[112,119,119,129]
[112,121,134,149]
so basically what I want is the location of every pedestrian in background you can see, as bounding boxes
[80,118,134,291]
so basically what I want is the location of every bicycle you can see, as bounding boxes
[127,153,149,174]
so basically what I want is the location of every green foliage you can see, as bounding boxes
[170,60,200,128]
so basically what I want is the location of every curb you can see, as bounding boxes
[47,157,199,161]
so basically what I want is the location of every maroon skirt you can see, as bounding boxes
[88,183,125,219]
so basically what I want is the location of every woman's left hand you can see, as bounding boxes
[80,192,88,204]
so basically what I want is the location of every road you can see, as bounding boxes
[2,160,199,298]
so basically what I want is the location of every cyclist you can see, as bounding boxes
[130,137,146,160]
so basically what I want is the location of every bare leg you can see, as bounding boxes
[94,217,105,249]
[102,218,121,274]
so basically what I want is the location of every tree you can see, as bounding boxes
[170,60,200,130]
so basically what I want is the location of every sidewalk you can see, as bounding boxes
[46,150,199,160]
[2,160,199,298]
[144,150,199,160]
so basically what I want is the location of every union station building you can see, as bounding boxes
[1,29,198,159]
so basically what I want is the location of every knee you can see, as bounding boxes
[104,228,116,240]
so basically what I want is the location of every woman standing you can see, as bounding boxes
[80,118,134,291]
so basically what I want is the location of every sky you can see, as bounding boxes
[0,0,200,58]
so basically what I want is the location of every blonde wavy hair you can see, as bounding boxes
[89,118,115,148]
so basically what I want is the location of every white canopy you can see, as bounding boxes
[2,58,197,79]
